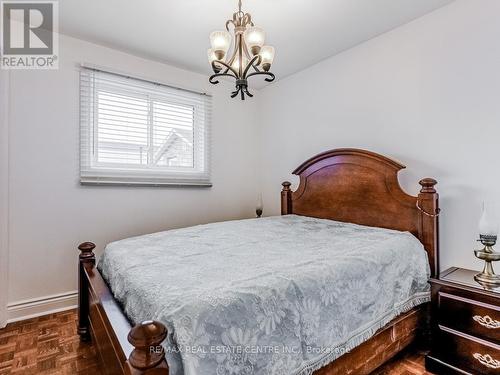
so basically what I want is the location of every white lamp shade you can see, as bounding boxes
[260,45,275,65]
[244,26,266,51]
[479,201,499,236]
[210,31,231,54]
[207,49,217,63]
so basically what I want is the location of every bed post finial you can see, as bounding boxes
[418,178,439,277]
[419,178,437,193]
[126,321,169,374]
[281,181,292,215]
[78,242,96,260]
[77,242,95,341]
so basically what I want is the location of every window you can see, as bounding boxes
[80,67,211,186]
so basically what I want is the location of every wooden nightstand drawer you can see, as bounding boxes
[434,326,500,374]
[439,291,500,344]
[426,267,500,374]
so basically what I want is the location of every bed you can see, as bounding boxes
[77,148,440,375]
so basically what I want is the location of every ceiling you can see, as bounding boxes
[60,0,454,87]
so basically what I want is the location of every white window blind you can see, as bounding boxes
[80,67,212,186]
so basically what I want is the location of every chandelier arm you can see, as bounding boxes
[209,72,237,85]
[225,35,241,73]
[225,19,236,31]
[227,48,237,67]
[247,58,262,74]
[246,71,276,82]
[251,63,262,73]
[242,55,261,79]
[243,86,253,97]
[231,87,241,98]
[215,63,230,76]
[237,34,243,77]
[212,60,239,77]
[241,41,253,61]
[242,43,263,74]
[235,10,244,23]
[243,13,253,27]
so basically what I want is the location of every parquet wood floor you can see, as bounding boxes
[0,310,99,374]
[372,349,435,375]
[0,309,434,375]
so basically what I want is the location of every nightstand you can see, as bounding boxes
[425,267,500,374]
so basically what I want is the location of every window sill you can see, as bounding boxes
[80,179,212,187]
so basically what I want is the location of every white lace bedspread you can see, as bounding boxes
[98,215,430,375]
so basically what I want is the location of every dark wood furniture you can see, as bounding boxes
[426,267,500,374]
[77,148,440,375]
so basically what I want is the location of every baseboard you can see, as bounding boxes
[5,291,78,325]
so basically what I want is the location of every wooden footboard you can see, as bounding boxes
[78,242,169,375]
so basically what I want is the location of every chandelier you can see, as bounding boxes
[208,0,275,100]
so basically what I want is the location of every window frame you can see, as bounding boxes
[80,66,212,187]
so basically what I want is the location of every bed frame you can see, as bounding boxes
[77,148,439,375]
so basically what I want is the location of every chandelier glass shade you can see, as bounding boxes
[208,0,275,100]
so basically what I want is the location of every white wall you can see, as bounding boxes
[256,0,500,273]
[6,0,500,322]
[6,34,258,316]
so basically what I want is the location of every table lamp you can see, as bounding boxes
[474,202,500,285]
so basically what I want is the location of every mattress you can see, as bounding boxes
[98,214,430,375]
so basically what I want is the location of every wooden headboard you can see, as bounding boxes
[281,148,439,276]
